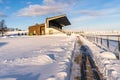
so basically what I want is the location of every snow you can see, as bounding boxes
[1,55,53,65]
[1,32,120,80]
[99,52,117,59]
[0,78,16,80]
[0,35,76,80]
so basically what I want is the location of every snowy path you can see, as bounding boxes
[70,37,103,80]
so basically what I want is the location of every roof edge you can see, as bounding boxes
[46,14,66,20]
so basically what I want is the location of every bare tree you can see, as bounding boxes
[0,20,7,36]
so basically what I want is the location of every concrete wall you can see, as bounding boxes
[45,27,64,35]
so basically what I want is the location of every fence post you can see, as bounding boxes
[118,36,120,59]
[101,36,102,46]
[96,36,98,45]
[107,36,109,51]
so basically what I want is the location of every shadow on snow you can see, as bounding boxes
[0,42,8,48]
[0,73,40,80]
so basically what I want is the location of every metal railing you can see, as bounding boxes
[85,35,120,59]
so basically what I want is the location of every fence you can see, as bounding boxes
[85,35,120,59]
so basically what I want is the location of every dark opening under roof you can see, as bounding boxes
[46,14,71,27]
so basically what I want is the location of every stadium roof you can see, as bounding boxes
[46,14,71,27]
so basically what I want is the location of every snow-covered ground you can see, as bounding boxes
[1,33,120,80]
[80,36,120,80]
[0,35,76,80]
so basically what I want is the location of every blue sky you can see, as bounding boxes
[0,0,120,30]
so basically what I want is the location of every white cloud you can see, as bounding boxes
[43,0,55,4]
[72,16,95,22]
[26,2,32,5]
[71,7,120,25]
[5,6,10,9]
[72,12,120,23]
[0,12,7,17]
[101,8,120,15]
[78,10,103,16]
[77,7,120,17]
[16,0,70,17]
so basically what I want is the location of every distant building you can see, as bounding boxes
[28,14,71,35]
[29,23,45,35]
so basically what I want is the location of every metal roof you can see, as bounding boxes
[46,14,71,27]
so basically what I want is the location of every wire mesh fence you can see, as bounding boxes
[85,35,120,59]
